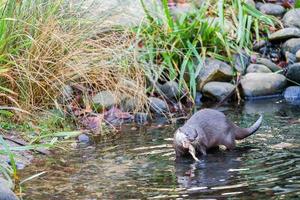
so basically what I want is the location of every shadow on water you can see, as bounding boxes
[21,99,300,199]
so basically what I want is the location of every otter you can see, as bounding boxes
[173,109,263,161]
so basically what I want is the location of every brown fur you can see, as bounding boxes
[174,108,263,158]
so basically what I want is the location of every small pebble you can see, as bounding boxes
[78,134,90,144]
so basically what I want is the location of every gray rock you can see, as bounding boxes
[0,178,18,200]
[259,3,285,16]
[256,2,264,10]
[246,64,272,73]
[296,50,300,62]
[78,134,90,144]
[159,81,181,99]
[286,63,300,84]
[233,51,251,74]
[197,58,233,90]
[269,28,300,41]
[202,82,235,101]
[148,97,168,114]
[92,90,117,108]
[256,58,281,72]
[284,86,300,102]
[241,73,287,97]
[282,8,300,29]
[282,38,300,54]
[121,98,137,112]
[253,40,267,51]
[285,51,297,65]
[134,112,149,124]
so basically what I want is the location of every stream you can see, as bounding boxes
[21,98,300,199]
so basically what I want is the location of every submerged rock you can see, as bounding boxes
[269,28,300,41]
[259,3,285,17]
[282,38,300,54]
[158,80,181,100]
[284,86,300,102]
[282,8,300,29]
[256,58,281,72]
[246,64,272,73]
[92,90,117,109]
[202,82,235,101]
[148,97,168,114]
[0,178,18,200]
[286,63,300,84]
[240,73,286,97]
[197,58,233,90]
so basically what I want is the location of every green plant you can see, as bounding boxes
[137,0,278,100]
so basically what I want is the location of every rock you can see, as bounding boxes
[285,51,297,65]
[284,86,300,102]
[240,73,287,97]
[282,38,300,54]
[78,134,90,144]
[92,90,117,108]
[0,178,19,200]
[256,2,263,10]
[233,51,251,74]
[197,58,233,90]
[245,0,255,7]
[202,82,235,101]
[269,28,300,41]
[246,64,272,73]
[121,98,137,112]
[286,63,300,84]
[158,81,181,99]
[253,40,267,51]
[134,112,149,124]
[256,58,281,72]
[282,8,300,29]
[296,50,300,62]
[258,3,285,17]
[148,97,168,114]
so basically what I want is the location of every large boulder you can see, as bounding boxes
[269,28,300,41]
[240,73,287,97]
[246,64,272,73]
[148,97,168,114]
[282,8,300,29]
[282,38,300,54]
[258,3,285,17]
[284,86,300,103]
[197,58,233,90]
[202,82,235,101]
[256,58,281,72]
[0,178,19,200]
[286,63,300,84]
[92,90,117,109]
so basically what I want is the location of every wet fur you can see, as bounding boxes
[174,109,263,158]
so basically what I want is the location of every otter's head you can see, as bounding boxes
[174,128,199,161]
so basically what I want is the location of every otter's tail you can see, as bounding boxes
[234,115,263,140]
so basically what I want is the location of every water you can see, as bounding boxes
[21,99,300,199]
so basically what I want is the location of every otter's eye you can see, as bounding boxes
[187,131,197,141]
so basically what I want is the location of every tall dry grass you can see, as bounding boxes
[0,0,148,113]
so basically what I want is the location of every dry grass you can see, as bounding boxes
[7,21,148,113]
